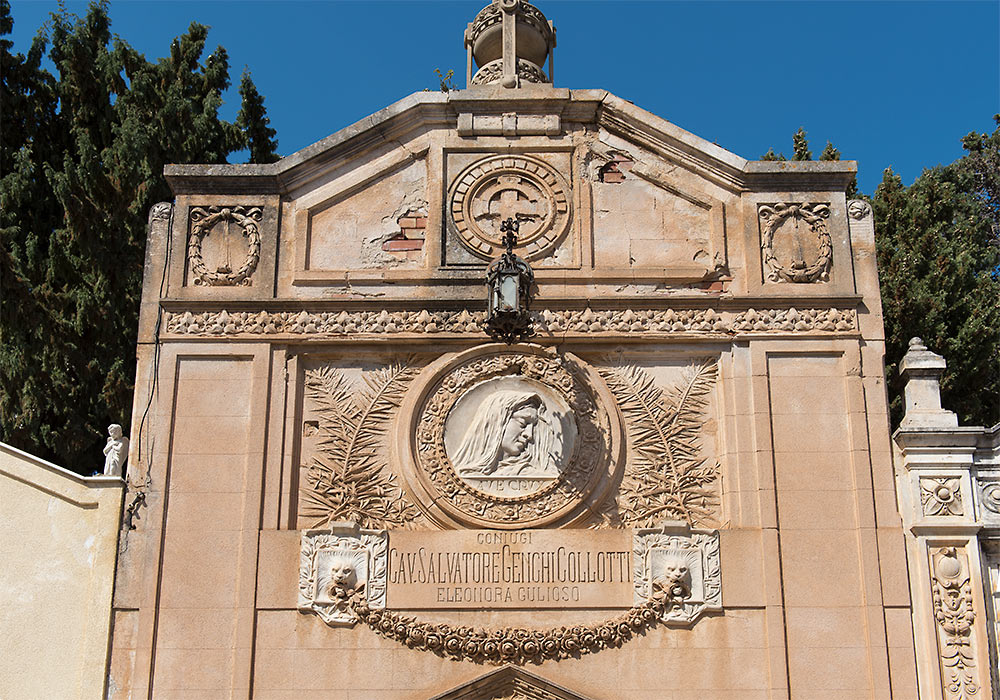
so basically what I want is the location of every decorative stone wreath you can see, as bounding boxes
[187,205,262,286]
[758,202,832,283]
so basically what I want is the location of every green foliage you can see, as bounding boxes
[791,127,812,161]
[434,68,456,93]
[763,128,857,197]
[819,141,841,161]
[874,117,1000,427]
[0,0,280,471]
[760,147,785,161]
[237,69,280,164]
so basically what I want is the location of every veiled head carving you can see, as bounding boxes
[444,377,577,498]
[396,345,623,529]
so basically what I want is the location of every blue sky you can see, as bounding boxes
[8,0,999,194]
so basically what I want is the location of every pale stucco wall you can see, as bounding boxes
[0,441,123,700]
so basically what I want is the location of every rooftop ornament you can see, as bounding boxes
[483,218,535,344]
[465,0,556,88]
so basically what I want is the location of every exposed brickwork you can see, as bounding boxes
[598,154,633,183]
[382,209,427,253]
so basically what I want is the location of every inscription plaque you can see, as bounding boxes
[386,529,633,609]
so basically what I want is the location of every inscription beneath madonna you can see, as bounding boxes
[386,529,633,609]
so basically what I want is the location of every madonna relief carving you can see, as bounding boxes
[300,349,721,531]
[296,347,727,660]
[446,378,575,496]
[397,345,624,529]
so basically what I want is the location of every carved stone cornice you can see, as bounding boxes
[161,306,857,339]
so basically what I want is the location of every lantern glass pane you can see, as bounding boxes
[499,274,519,311]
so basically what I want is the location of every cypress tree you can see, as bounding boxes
[874,119,1000,427]
[760,147,785,161]
[237,69,280,164]
[760,122,996,426]
[792,126,812,161]
[0,0,280,471]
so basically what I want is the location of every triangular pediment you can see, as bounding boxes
[428,665,598,700]
[165,88,759,196]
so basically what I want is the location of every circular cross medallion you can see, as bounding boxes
[396,345,623,529]
[449,155,571,261]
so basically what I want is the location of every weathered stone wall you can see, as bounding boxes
[108,86,914,699]
[0,442,122,700]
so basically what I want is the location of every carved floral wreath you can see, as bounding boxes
[758,202,832,283]
[187,206,263,286]
[415,352,608,527]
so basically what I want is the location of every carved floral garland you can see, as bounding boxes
[346,584,679,666]
[469,0,552,46]
[472,59,549,86]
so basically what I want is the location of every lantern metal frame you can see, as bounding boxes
[483,218,535,344]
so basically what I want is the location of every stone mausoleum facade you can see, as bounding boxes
[94,2,998,698]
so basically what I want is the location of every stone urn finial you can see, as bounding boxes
[898,338,958,429]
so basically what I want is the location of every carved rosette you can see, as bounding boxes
[979,479,1000,517]
[632,526,722,626]
[298,527,387,627]
[187,205,262,286]
[149,202,172,222]
[758,202,832,283]
[920,476,965,517]
[397,345,623,529]
[449,155,570,261]
[847,199,872,220]
[929,546,980,699]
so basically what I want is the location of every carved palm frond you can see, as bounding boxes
[599,359,720,527]
[301,362,421,529]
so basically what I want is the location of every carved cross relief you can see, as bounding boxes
[473,175,544,240]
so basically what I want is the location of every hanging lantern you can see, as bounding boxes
[483,218,535,343]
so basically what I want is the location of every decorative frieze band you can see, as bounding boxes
[162,306,857,338]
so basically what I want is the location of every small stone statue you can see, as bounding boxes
[103,424,129,477]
